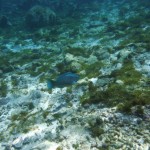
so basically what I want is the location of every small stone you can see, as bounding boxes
[22,137,30,145]
[83,103,90,108]
[102,143,109,148]
[71,61,81,71]
[113,142,123,149]
[12,138,23,149]
[33,141,59,150]
[65,53,75,63]
[29,90,41,100]
[122,118,130,124]
[86,55,98,64]
[133,118,142,125]
[137,138,144,144]
[116,80,124,85]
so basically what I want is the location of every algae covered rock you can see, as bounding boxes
[0,15,11,28]
[65,53,76,63]
[25,5,56,29]
[86,55,98,65]
[0,80,7,97]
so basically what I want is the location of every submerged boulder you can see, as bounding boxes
[25,5,56,29]
[0,15,11,28]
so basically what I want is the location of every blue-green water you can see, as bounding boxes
[0,0,150,149]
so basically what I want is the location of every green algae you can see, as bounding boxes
[117,102,132,113]
[10,111,31,133]
[9,111,42,134]
[27,102,35,110]
[42,111,49,119]
[53,113,62,119]
[0,50,41,75]
[0,133,4,142]
[11,111,29,121]
[56,62,75,74]
[66,87,72,93]
[88,117,104,137]
[72,144,79,149]
[91,127,104,137]
[27,62,50,77]
[65,47,89,57]
[0,80,7,97]
[105,11,150,52]
[81,82,150,114]
[80,82,127,106]
[0,55,14,73]
[24,55,55,80]
[56,147,63,150]
[80,61,150,114]
[80,82,105,105]
[11,76,19,87]
[9,121,31,134]
[111,60,142,85]
[80,61,103,78]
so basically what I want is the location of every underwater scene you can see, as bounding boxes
[0,0,150,149]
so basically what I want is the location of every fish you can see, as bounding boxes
[47,72,79,89]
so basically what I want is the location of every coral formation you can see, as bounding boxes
[25,5,56,29]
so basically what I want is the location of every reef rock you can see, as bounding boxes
[25,5,56,28]
[0,15,11,28]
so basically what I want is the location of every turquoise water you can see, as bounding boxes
[0,0,150,149]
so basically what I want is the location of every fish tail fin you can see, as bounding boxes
[47,80,55,89]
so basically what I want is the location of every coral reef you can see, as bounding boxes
[25,5,56,29]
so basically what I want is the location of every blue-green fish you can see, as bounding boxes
[47,72,79,89]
